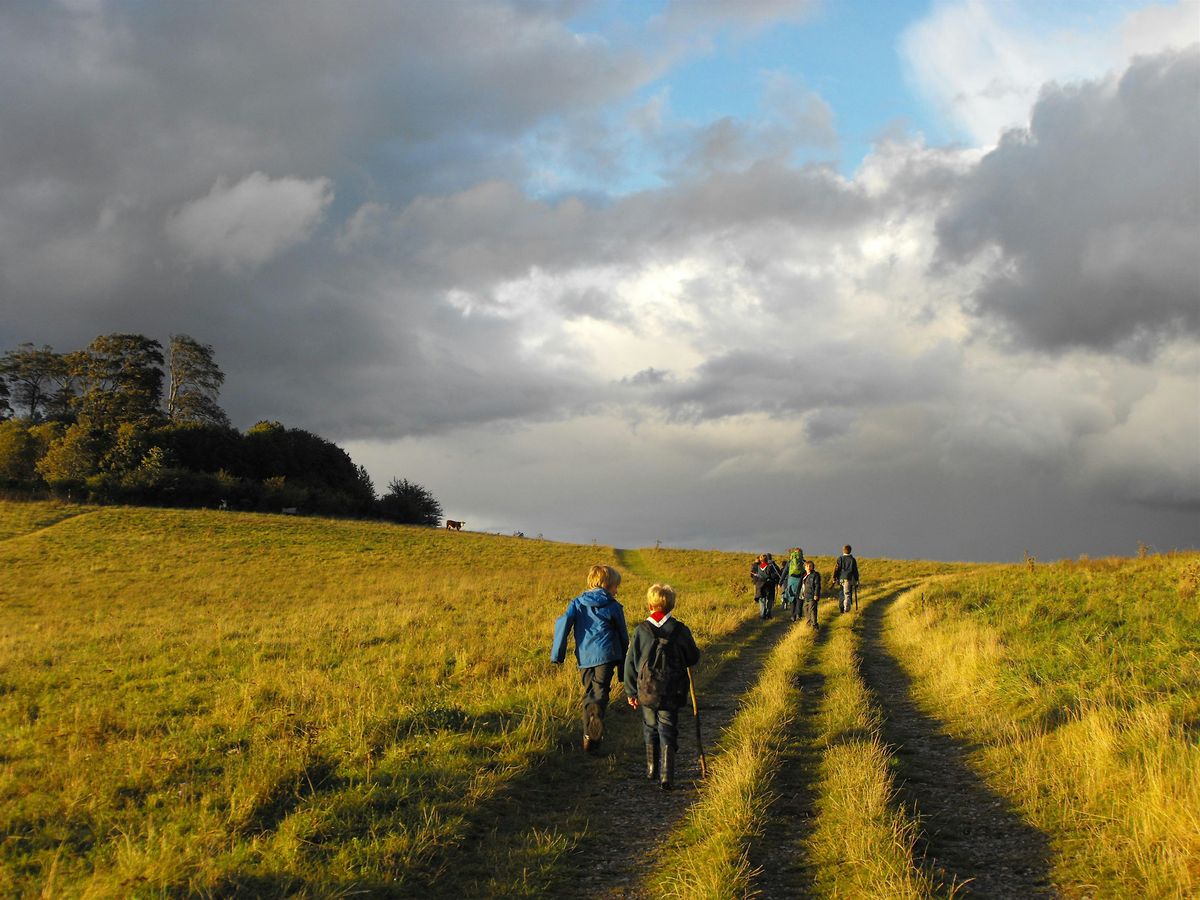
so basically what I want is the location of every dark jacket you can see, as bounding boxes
[834,554,859,584]
[750,560,781,596]
[800,570,822,601]
[623,615,701,709]
[550,588,629,669]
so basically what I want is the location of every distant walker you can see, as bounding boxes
[445,519,465,531]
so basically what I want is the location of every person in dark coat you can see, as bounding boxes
[798,559,822,627]
[833,544,860,613]
[750,553,782,619]
[624,583,701,790]
[551,565,630,752]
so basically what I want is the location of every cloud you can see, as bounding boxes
[165,172,333,272]
[658,0,820,36]
[1,1,1196,560]
[935,46,1200,351]
[900,0,1200,146]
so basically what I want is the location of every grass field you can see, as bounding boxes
[885,557,1200,897]
[1,499,1196,897]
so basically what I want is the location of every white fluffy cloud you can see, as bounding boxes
[901,0,1199,145]
[165,172,333,273]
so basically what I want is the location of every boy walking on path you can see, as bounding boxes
[798,559,821,627]
[624,584,701,790]
[833,544,860,613]
[551,565,630,752]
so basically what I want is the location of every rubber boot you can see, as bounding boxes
[583,703,603,752]
[659,745,675,791]
[646,737,659,781]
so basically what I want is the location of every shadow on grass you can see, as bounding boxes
[858,592,1056,898]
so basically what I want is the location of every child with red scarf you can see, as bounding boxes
[623,584,701,790]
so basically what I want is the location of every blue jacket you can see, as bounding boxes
[550,588,629,669]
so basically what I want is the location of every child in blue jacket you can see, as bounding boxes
[551,565,629,752]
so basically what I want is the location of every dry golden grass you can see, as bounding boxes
[885,556,1200,899]
[4,500,1190,897]
[649,620,816,899]
[803,586,943,900]
[0,503,635,894]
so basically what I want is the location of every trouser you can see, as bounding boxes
[580,661,617,733]
[757,587,776,618]
[840,580,856,612]
[641,705,680,751]
[803,596,818,627]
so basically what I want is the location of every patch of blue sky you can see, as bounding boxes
[526,0,1180,202]
[651,0,952,164]
[531,0,947,198]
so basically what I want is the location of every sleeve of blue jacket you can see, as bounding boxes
[549,600,575,664]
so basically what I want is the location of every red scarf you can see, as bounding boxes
[650,610,668,623]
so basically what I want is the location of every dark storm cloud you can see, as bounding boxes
[936,46,1200,352]
[621,367,673,387]
[0,0,655,436]
[557,286,630,323]
[640,344,951,424]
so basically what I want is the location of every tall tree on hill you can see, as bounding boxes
[0,343,68,421]
[0,377,10,420]
[166,334,230,427]
[69,333,165,429]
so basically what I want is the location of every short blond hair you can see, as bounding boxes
[587,564,621,591]
[647,583,676,613]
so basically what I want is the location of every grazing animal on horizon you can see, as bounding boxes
[446,519,465,531]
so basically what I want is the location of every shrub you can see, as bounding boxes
[377,478,443,526]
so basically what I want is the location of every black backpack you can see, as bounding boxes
[637,622,687,709]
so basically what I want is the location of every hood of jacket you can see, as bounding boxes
[577,588,616,608]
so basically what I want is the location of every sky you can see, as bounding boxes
[1,0,1197,561]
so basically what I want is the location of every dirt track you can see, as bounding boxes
[417,579,1060,898]
[857,593,1057,898]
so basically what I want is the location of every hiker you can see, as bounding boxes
[624,583,701,790]
[779,547,805,615]
[750,553,782,619]
[550,565,630,752]
[833,544,860,613]
[798,559,821,627]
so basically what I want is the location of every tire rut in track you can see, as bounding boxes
[742,612,834,899]
[572,613,795,899]
[858,591,1057,898]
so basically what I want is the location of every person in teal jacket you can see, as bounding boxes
[551,565,629,752]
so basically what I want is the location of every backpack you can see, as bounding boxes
[789,550,804,578]
[636,622,687,709]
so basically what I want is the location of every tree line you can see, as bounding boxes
[0,334,442,525]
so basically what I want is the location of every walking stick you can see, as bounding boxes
[687,667,707,778]
[853,582,860,611]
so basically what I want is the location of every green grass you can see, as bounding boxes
[805,586,942,899]
[0,502,783,894]
[0,498,89,541]
[885,556,1200,898]
[2,499,1193,897]
[0,503,626,894]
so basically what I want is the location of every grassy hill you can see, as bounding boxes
[1,500,1195,897]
